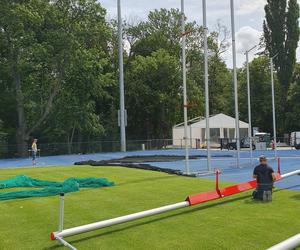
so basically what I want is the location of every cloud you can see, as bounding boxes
[222,26,262,68]
[235,26,262,54]
[236,0,266,16]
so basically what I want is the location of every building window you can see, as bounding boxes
[229,128,235,139]
[210,128,220,143]
[201,128,206,143]
[223,128,228,138]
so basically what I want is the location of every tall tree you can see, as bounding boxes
[286,63,300,132]
[0,0,112,156]
[126,49,183,139]
[124,9,232,140]
[263,0,300,132]
[238,56,281,133]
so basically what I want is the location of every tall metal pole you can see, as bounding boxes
[181,0,190,175]
[203,0,211,171]
[230,0,240,168]
[245,45,256,166]
[270,57,277,158]
[117,0,126,152]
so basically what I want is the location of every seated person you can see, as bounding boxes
[252,156,276,201]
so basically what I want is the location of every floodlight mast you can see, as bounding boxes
[181,0,190,175]
[203,0,211,171]
[117,0,126,152]
[245,45,257,166]
[270,55,277,158]
[230,0,240,168]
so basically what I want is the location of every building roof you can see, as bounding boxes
[174,113,248,129]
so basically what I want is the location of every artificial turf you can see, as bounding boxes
[0,165,299,250]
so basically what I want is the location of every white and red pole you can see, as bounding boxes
[51,168,300,247]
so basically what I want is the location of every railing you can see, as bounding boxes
[0,139,178,159]
[0,136,296,159]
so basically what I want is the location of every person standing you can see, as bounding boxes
[31,139,38,165]
[252,155,276,201]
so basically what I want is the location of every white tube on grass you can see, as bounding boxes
[267,233,300,250]
[52,169,300,241]
[53,201,189,239]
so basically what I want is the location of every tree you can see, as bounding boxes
[0,0,112,155]
[238,56,281,133]
[124,9,232,139]
[126,49,182,139]
[263,0,300,131]
[0,0,53,155]
[286,63,300,132]
[0,120,8,157]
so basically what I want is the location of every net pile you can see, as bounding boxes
[0,175,114,201]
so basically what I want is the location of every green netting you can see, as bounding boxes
[0,175,114,201]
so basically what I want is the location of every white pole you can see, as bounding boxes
[230,0,240,168]
[51,169,300,241]
[181,0,190,175]
[56,237,77,250]
[58,193,64,232]
[280,169,300,178]
[270,57,277,158]
[117,0,126,152]
[203,0,211,171]
[245,45,256,166]
[245,51,253,166]
[53,201,189,239]
[267,233,300,250]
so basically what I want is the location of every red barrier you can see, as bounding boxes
[186,171,282,206]
[186,179,257,205]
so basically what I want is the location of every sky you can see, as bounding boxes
[100,0,300,67]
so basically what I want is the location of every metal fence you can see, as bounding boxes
[0,139,178,159]
[0,136,295,159]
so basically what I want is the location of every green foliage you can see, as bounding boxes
[263,0,300,131]
[0,120,8,156]
[126,49,182,139]
[0,0,113,155]
[238,57,280,133]
[124,8,231,139]
[1,1,300,154]
[286,63,300,131]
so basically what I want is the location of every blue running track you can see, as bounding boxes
[0,149,299,190]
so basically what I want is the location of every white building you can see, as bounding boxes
[172,113,249,148]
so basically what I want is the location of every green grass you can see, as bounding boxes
[0,166,300,250]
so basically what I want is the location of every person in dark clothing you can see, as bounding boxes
[252,156,276,201]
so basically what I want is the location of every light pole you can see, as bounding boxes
[181,0,190,175]
[117,0,126,152]
[270,55,277,158]
[245,45,257,166]
[230,0,240,168]
[203,0,211,171]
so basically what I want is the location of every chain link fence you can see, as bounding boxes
[0,139,179,159]
[0,136,295,159]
